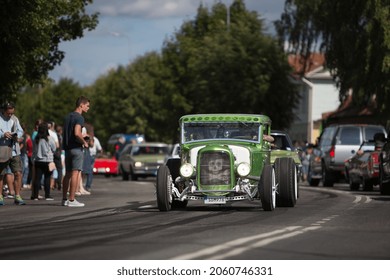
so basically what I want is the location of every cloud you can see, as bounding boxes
[91,0,199,18]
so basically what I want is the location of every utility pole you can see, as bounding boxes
[226,2,230,32]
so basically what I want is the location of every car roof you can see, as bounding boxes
[179,114,271,125]
[123,142,168,148]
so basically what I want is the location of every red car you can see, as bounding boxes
[93,154,119,177]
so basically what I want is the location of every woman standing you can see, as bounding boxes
[32,122,56,200]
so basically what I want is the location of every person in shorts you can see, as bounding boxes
[0,101,25,206]
[62,96,90,207]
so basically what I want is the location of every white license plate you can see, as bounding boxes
[97,168,106,172]
[204,196,226,204]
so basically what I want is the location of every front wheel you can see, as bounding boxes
[156,165,172,211]
[259,164,276,211]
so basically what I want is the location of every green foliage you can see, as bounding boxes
[161,0,299,131]
[16,79,84,132]
[0,0,98,100]
[88,52,171,145]
[276,0,390,114]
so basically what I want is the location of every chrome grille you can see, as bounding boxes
[199,152,231,185]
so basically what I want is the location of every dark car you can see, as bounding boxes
[118,142,170,180]
[344,137,383,191]
[379,134,390,195]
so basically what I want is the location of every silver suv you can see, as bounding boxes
[319,124,387,186]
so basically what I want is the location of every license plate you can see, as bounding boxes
[97,168,106,172]
[204,196,226,204]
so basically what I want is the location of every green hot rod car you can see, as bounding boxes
[156,114,298,211]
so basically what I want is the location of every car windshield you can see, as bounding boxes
[182,122,261,143]
[131,146,168,156]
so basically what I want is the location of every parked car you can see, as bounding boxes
[118,142,170,180]
[344,135,384,191]
[156,114,298,212]
[107,133,145,159]
[93,153,119,177]
[379,134,390,195]
[318,124,387,186]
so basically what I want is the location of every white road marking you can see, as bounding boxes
[171,226,323,260]
[138,205,154,209]
[208,226,321,260]
[353,196,362,203]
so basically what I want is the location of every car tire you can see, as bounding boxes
[121,166,129,181]
[130,167,138,181]
[156,165,172,211]
[379,168,390,195]
[308,166,320,186]
[259,164,276,211]
[362,178,373,191]
[275,158,297,207]
[322,163,335,187]
[349,176,360,191]
[309,178,320,186]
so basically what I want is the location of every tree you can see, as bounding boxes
[275,0,390,114]
[16,78,84,132]
[88,52,171,145]
[0,0,98,100]
[161,0,299,131]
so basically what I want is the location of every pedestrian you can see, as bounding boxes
[81,134,93,194]
[20,124,31,189]
[47,121,59,190]
[62,96,90,207]
[25,131,33,188]
[54,124,64,190]
[0,101,25,206]
[85,123,102,192]
[32,122,56,200]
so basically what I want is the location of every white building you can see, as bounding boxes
[287,54,340,143]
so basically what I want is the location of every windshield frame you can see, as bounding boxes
[181,121,262,144]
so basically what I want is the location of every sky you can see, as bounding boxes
[49,0,286,86]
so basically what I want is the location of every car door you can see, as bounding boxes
[334,126,362,168]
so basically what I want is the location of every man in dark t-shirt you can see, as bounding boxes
[62,96,90,207]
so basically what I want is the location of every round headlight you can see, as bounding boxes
[237,162,250,177]
[180,163,194,178]
[134,161,143,167]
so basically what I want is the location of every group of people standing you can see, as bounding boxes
[0,96,98,207]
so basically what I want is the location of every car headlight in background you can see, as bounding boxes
[237,162,250,177]
[180,163,194,178]
[134,161,143,167]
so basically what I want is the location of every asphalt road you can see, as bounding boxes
[1,176,390,260]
